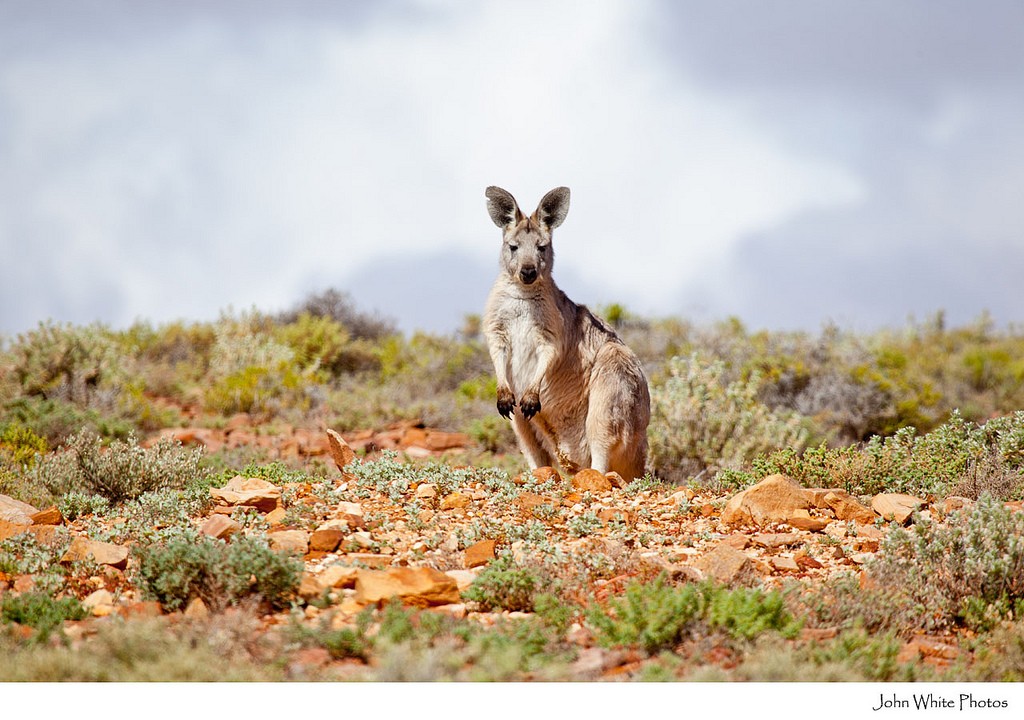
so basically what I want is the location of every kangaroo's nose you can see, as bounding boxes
[520,267,538,284]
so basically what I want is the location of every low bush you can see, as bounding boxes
[1,592,86,641]
[587,576,800,655]
[648,354,809,482]
[462,556,547,612]
[866,494,1024,632]
[27,430,203,505]
[133,530,302,612]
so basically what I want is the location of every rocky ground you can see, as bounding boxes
[1,415,1016,680]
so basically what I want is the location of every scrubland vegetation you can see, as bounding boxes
[1,290,1023,681]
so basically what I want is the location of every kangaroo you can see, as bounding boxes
[482,185,651,480]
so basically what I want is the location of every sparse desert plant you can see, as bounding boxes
[865,494,1024,632]
[724,409,1024,498]
[28,430,203,505]
[648,354,809,482]
[133,529,302,611]
[1,592,86,642]
[588,577,800,655]
[463,556,547,612]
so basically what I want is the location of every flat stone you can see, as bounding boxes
[0,494,38,525]
[464,539,497,568]
[444,569,479,591]
[268,530,309,555]
[310,525,345,553]
[694,542,765,585]
[346,553,393,568]
[27,525,63,546]
[30,506,63,526]
[439,492,471,510]
[751,532,804,548]
[786,513,830,532]
[334,501,365,528]
[354,567,461,607]
[572,469,613,493]
[721,474,813,527]
[770,556,801,573]
[60,537,129,570]
[415,483,438,499]
[82,589,116,617]
[320,565,360,588]
[200,514,240,540]
[298,572,327,601]
[210,476,281,513]
[820,491,873,524]
[872,493,925,524]
[0,519,31,541]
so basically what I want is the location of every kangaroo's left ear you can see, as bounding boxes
[535,187,570,230]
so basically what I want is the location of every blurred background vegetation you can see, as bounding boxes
[2,289,1022,491]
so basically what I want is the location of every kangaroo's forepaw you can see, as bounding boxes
[520,391,541,420]
[497,387,516,418]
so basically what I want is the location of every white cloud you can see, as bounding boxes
[3,0,969,336]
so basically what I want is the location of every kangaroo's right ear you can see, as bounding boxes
[486,186,522,228]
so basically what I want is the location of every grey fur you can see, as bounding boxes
[482,186,651,479]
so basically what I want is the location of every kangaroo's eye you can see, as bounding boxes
[508,244,518,253]
[538,245,548,253]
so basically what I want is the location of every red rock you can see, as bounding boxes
[326,429,357,471]
[29,506,63,526]
[695,542,765,584]
[770,556,800,573]
[721,474,813,528]
[531,467,561,483]
[786,513,830,532]
[60,537,129,570]
[27,525,63,546]
[0,519,30,541]
[310,525,345,553]
[268,530,309,555]
[320,565,360,588]
[872,493,924,524]
[439,492,471,510]
[334,501,366,528]
[346,553,393,568]
[572,468,612,493]
[201,514,240,540]
[210,476,281,513]
[464,539,497,568]
[751,533,803,548]
[823,491,876,524]
[355,567,461,607]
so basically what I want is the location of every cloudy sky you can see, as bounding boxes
[1,0,1022,337]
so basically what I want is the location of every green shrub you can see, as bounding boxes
[29,430,202,504]
[724,410,1024,498]
[648,354,809,482]
[463,556,545,612]
[0,421,47,466]
[588,577,800,655]
[1,592,86,641]
[866,494,1024,632]
[2,321,126,404]
[587,575,702,654]
[134,530,301,611]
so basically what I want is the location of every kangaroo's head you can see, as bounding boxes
[486,186,570,288]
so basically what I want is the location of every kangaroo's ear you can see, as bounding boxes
[535,187,570,230]
[485,186,522,228]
